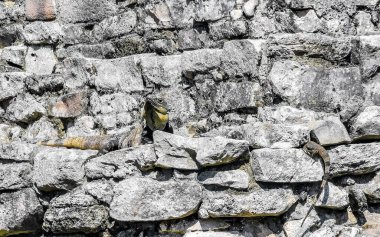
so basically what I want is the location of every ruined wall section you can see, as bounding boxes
[1,0,380,236]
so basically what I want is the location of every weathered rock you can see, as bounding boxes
[160,219,230,234]
[0,142,37,162]
[268,33,353,63]
[358,35,380,79]
[110,178,202,221]
[293,10,321,33]
[5,93,46,123]
[25,74,63,95]
[93,10,137,40]
[43,188,108,234]
[355,11,376,35]
[178,28,209,50]
[56,0,117,23]
[154,131,250,170]
[268,60,363,121]
[140,54,182,87]
[363,172,380,203]
[184,232,244,237]
[198,170,250,190]
[85,145,156,179]
[0,124,11,143]
[25,46,56,75]
[84,179,114,205]
[220,40,260,80]
[23,116,63,143]
[0,188,43,236]
[199,188,297,218]
[329,143,380,177]
[33,147,98,191]
[25,0,56,21]
[243,0,259,17]
[89,92,141,130]
[0,163,32,190]
[181,49,223,79]
[258,106,325,124]
[251,148,324,183]
[364,73,380,106]
[66,116,100,137]
[350,106,380,141]
[241,122,309,148]
[0,72,27,102]
[209,20,247,40]
[22,21,64,44]
[214,81,263,112]
[154,131,199,170]
[56,42,116,59]
[194,0,234,22]
[91,56,144,93]
[315,183,349,210]
[48,91,88,118]
[0,46,26,68]
[310,117,351,146]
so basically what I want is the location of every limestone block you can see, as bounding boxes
[110,178,202,221]
[0,189,43,236]
[22,21,63,44]
[194,0,234,22]
[0,163,32,190]
[25,46,56,75]
[351,106,380,141]
[181,49,223,78]
[0,46,26,68]
[251,148,324,183]
[329,143,380,177]
[0,72,27,102]
[6,94,46,123]
[33,147,98,191]
[0,142,37,162]
[315,183,349,210]
[199,188,297,218]
[243,0,259,17]
[43,188,108,234]
[310,117,351,146]
[268,60,363,121]
[23,116,62,143]
[93,10,137,40]
[198,170,250,190]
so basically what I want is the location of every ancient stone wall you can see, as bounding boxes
[1,0,380,236]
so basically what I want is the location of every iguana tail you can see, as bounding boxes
[38,135,118,151]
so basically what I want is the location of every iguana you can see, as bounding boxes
[38,96,173,151]
[300,141,331,226]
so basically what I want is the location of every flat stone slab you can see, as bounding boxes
[315,183,349,210]
[85,145,156,179]
[0,188,43,235]
[310,116,351,146]
[33,147,98,191]
[329,143,380,177]
[154,131,250,170]
[251,148,324,183]
[110,177,202,221]
[198,170,250,190]
[199,188,297,218]
[0,142,37,162]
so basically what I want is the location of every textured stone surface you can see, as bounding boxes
[0,163,32,190]
[251,148,324,183]
[268,61,363,121]
[85,145,156,179]
[0,189,43,235]
[351,106,380,141]
[329,143,380,177]
[5,93,46,123]
[22,21,63,44]
[0,73,27,102]
[154,131,249,170]
[198,170,250,190]
[110,178,202,221]
[0,142,37,162]
[310,117,351,146]
[199,188,297,218]
[25,46,56,75]
[43,188,108,234]
[33,147,98,191]
[315,183,349,210]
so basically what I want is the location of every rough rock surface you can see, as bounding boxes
[110,178,202,221]
[1,0,380,236]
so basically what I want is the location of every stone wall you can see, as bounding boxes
[1,0,380,236]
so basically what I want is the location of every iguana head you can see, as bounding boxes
[146,96,169,114]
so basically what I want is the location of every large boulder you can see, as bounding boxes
[110,177,202,221]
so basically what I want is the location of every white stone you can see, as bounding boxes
[243,0,259,17]
[25,46,56,75]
